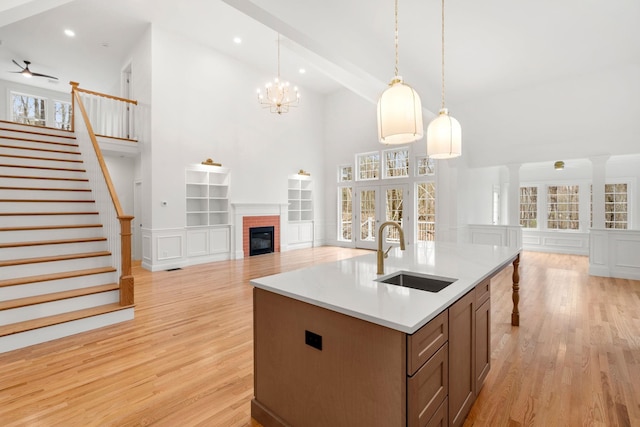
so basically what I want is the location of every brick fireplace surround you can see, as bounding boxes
[243,215,281,256]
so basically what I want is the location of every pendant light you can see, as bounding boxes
[426,0,461,159]
[377,0,424,145]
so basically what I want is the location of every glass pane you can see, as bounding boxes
[385,187,404,242]
[360,190,376,241]
[417,182,436,242]
[384,149,409,178]
[340,187,353,240]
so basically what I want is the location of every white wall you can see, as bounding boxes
[461,166,501,225]
[148,27,326,227]
[457,63,640,168]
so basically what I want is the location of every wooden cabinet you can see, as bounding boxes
[253,280,492,427]
[475,279,491,393]
[448,290,476,427]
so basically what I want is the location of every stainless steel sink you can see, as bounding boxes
[376,271,457,293]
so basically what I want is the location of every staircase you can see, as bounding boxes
[0,121,134,353]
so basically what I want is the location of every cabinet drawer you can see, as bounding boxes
[408,309,448,375]
[475,278,490,307]
[426,397,448,427]
[408,343,448,427]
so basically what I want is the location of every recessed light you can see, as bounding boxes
[233,36,242,44]
[64,29,75,37]
[299,68,306,74]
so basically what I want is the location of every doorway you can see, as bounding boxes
[355,184,409,250]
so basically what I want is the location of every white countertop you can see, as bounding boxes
[250,241,520,334]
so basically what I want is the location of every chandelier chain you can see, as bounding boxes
[277,34,281,78]
[394,0,399,77]
[441,0,445,109]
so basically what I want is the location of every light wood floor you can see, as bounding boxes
[0,248,638,426]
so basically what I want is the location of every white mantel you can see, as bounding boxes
[231,202,289,259]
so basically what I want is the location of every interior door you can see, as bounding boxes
[355,184,409,250]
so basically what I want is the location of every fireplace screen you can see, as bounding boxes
[249,226,274,256]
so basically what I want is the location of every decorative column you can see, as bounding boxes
[506,163,521,226]
[590,156,610,229]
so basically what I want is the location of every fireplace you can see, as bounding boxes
[250,226,275,256]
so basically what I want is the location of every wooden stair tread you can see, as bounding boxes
[0,251,111,267]
[0,153,83,163]
[0,302,133,337]
[0,174,88,182]
[0,266,116,288]
[0,283,119,311]
[0,236,107,249]
[0,143,80,156]
[0,186,91,192]
[0,133,77,146]
[0,211,99,216]
[0,223,102,232]
[0,164,86,172]
[0,123,76,139]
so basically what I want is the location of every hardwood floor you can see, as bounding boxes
[0,248,638,426]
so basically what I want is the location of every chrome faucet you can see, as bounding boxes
[377,221,406,275]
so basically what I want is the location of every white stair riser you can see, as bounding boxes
[0,307,133,354]
[0,226,104,244]
[0,271,117,300]
[0,201,97,213]
[0,240,109,260]
[0,156,84,170]
[0,189,93,201]
[0,177,89,189]
[0,125,75,139]
[0,146,81,161]
[0,291,119,325]
[0,166,87,180]
[0,139,79,152]
[0,214,99,227]
[2,255,113,280]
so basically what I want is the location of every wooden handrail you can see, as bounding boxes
[70,81,138,105]
[70,81,134,305]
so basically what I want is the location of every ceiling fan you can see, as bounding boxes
[10,60,58,80]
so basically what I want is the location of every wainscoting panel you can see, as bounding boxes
[522,230,589,255]
[210,227,230,254]
[157,235,183,260]
[186,229,209,257]
[589,229,640,280]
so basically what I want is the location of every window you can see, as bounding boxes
[11,92,47,126]
[416,156,435,176]
[383,148,409,178]
[357,152,380,180]
[605,183,628,229]
[339,187,353,241]
[519,187,538,228]
[54,100,72,130]
[338,165,353,182]
[416,182,436,242]
[547,185,580,230]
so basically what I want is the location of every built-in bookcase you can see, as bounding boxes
[287,174,314,248]
[288,175,313,222]
[186,167,230,227]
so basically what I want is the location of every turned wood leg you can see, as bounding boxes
[511,253,520,326]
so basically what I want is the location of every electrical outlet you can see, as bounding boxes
[305,330,322,351]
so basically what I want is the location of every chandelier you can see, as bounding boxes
[257,34,300,114]
[426,0,461,159]
[376,0,424,145]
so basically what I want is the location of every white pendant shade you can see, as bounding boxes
[377,77,424,145]
[426,108,461,159]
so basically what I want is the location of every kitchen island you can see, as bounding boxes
[251,241,521,427]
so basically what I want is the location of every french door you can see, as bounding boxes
[355,184,409,250]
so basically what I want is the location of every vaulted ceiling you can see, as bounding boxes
[1,0,639,118]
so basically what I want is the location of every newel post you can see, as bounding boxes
[69,81,79,132]
[119,215,135,305]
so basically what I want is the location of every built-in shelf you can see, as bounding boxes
[288,175,313,222]
[186,166,230,227]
